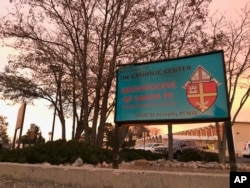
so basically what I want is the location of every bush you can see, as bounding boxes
[119,149,162,162]
[199,151,219,162]
[0,141,219,165]
[178,150,219,162]
[0,140,114,165]
[0,140,162,165]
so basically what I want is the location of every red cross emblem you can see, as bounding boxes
[184,66,219,112]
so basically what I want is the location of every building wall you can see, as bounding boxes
[135,122,250,156]
[232,122,250,156]
[174,122,250,156]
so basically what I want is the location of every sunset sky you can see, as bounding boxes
[0,0,249,141]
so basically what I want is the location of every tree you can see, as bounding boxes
[0,115,10,148]
[1,0,248,154]
[20,125,45,146]
[147,127,161,137]
[103,123,115,149]
[137,0,218,159]
[223,5,250,124]
[0,0,144,144]
[214,4,250,167]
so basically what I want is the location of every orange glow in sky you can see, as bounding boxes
[0,0,249,141]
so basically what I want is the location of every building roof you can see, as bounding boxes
[161,134,218,141]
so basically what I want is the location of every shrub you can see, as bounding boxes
[2,141,220,165]
[119,149,163,162]
[178,150,219,162]
[0,140,116,165]
[199,150,219,162]
[178,149,202,162]
[0,141,164,165]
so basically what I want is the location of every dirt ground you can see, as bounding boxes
[118,160,250,174]
[119,165,230,174]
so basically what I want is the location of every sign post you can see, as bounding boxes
[225,120,237,172]
[112,123,120,169]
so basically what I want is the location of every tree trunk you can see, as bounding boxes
[59,115,66,140]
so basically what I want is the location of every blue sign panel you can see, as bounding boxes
[115,51,230,124]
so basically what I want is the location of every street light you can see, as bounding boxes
[50,65,62,141]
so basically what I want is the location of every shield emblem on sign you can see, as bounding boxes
[184,66,219,112]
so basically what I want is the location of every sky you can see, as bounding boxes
[0,0,250,142]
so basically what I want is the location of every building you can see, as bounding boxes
[175,121,250,156]
[135,121,250,156]
[231,122,250,156]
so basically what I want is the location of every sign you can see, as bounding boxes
[15,103,26,129]
[12,102,26,150]
[115,50,230,124]
[230,172,250,188]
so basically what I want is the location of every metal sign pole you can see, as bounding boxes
[112,123,120,169]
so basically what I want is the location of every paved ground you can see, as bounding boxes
[0,179,81,188]
[119,163,231,174]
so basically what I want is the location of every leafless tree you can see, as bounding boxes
[0,0,151,144]
[1,1,248,153]
[207,4,250,165]
[224,5,250,124]
[140,0,215,159]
